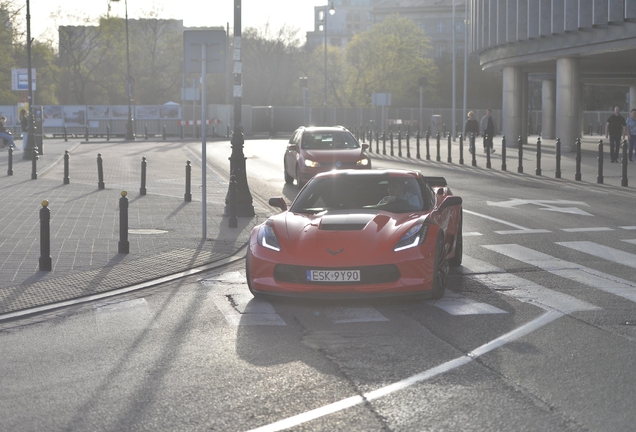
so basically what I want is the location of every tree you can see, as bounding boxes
[344,14,438,107]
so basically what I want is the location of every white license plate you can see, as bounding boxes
[307,270,361,282]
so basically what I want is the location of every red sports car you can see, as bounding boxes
[246,169,463,299]
[284,126,371,187]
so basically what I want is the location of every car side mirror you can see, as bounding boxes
[435,195,462,212]
[268,197,288,212]
[362,143,369,151]
[287,143,298,151]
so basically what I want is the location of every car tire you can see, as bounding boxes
[430,233,448,299]
[246,248,264,299]
[448,211,463,267]
[296,165,305,187]
[284,160,294,184]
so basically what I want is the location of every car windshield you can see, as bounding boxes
[301,131,360,150]
[291,176,427,214]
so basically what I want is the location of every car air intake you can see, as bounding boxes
[320,213,374,231]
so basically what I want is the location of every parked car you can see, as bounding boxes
[247,169,463,299]
[284,126,371,187]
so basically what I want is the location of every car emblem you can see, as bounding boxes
[326,248,344,256]
[335,161,342,168]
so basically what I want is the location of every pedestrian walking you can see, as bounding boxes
[480,108,497,153]
[627,108,636,162]
[20,109,28,151]
[0,115,17,150]
[605,106,626,163]
[464,111,479,154]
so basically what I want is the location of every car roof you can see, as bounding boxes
[312,169,421,180]
[297,126,349,133]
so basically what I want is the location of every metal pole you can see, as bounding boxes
[202,44,207,238]
[452,0,456,140]
[323,3,328,126]
[23,0,37,161]
[124,0,135,140]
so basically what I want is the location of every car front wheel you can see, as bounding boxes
[284,160,294,184]
[296,165,305,187]
[430,233,448,299]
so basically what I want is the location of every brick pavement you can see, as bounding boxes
[0,138,267,318]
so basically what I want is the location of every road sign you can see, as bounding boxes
[11,68,36,91]
[183,29,227,74]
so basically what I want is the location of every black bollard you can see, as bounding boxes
[426,131,431,160]
[536,136,542,176]
[7,146,13,176]
[406,131,411,158]
[555,138,561,178]
[621,140,628,187]
[501,136,507,171]
[368,129,372,153]
[597,140,604,184]
[97,153,105,189]
[85,125,89,141]
[180,124,184,140]
[118,191,129,254]
[163,124,167,141]
[196,124,200,139]
[436,133,441,162]
[375,130,380,153]
[416,130,421,159]
[575,138,582,181]
[228,174,238,228]
[390,132,394,156]
[517,136,523,173]
[459,133,464,165]
[185,160,192,202]
[144,124,148,140]
[398,131,402,157]
[106,124,110,141]
[63,150,70,184]
[486,138,491,169]
[447,134,452,163]
[31,146,38,180]
[39,200,52,271]
[140,156,147,195]
[471,134,477,167]
[382,131,387,155]
[64,125,68,142]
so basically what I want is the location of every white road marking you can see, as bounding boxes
[210,293,286,326]
[431,290,507,315]
[486,198,594,216]
[483,244,636,303]
[463,232,483,237]
[323,307,389,323]
[245,310,563,432]
[620,226,636,230]
[557,241,636,270]
[463,209,551,234]
[561,227,613,233]
[93,298,154,330]
[623,239,636,245]
[459,256,600,314]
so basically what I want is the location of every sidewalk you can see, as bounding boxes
[0,138,267,319]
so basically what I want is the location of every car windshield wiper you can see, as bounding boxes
[293,208,326,214]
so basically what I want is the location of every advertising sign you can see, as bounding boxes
[11,68,36,91]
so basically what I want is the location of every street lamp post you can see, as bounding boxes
[112,0,135,140]
[23,0,36,160]
[323,2,335,126]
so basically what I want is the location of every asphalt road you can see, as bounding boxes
[1,139,635,432]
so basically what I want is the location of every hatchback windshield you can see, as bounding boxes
[301,131,360,150]
[290,176,427,214]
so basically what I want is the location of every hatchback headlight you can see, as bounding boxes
[394,223,428,251]
[356,158,370,166]
[258,223,281,251]
[304,159,320,168]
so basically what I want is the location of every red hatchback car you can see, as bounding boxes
[284,126,371,186]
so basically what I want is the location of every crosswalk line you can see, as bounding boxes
[557,241,636,270]
[483,244,636,303]
[460,255,600,314]
[431,289,507,315]
[323,307,389,323]
[211,293,286,326]
[622,239,636,245]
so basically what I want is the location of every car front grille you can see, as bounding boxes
[273,264,400,285]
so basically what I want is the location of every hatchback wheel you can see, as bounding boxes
[296,165,304,187]
[284,160,294,184]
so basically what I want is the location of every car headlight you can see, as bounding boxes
[356,158,370,166]
[394,223,428,252]
[257,223,281,251]
[304,159,320,168]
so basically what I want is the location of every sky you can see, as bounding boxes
[27,0,326,41]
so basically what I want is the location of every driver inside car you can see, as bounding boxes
[378,178,421,208]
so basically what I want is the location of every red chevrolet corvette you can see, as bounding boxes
[246,169,463,299]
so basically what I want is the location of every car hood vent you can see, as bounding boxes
[319,213,375,231]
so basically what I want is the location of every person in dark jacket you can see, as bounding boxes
[605,106,626,163]
[0,115,17,150]
[480,108,497,153]
[464,111,479,154]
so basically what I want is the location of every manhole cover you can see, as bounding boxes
[129,229,169,235]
